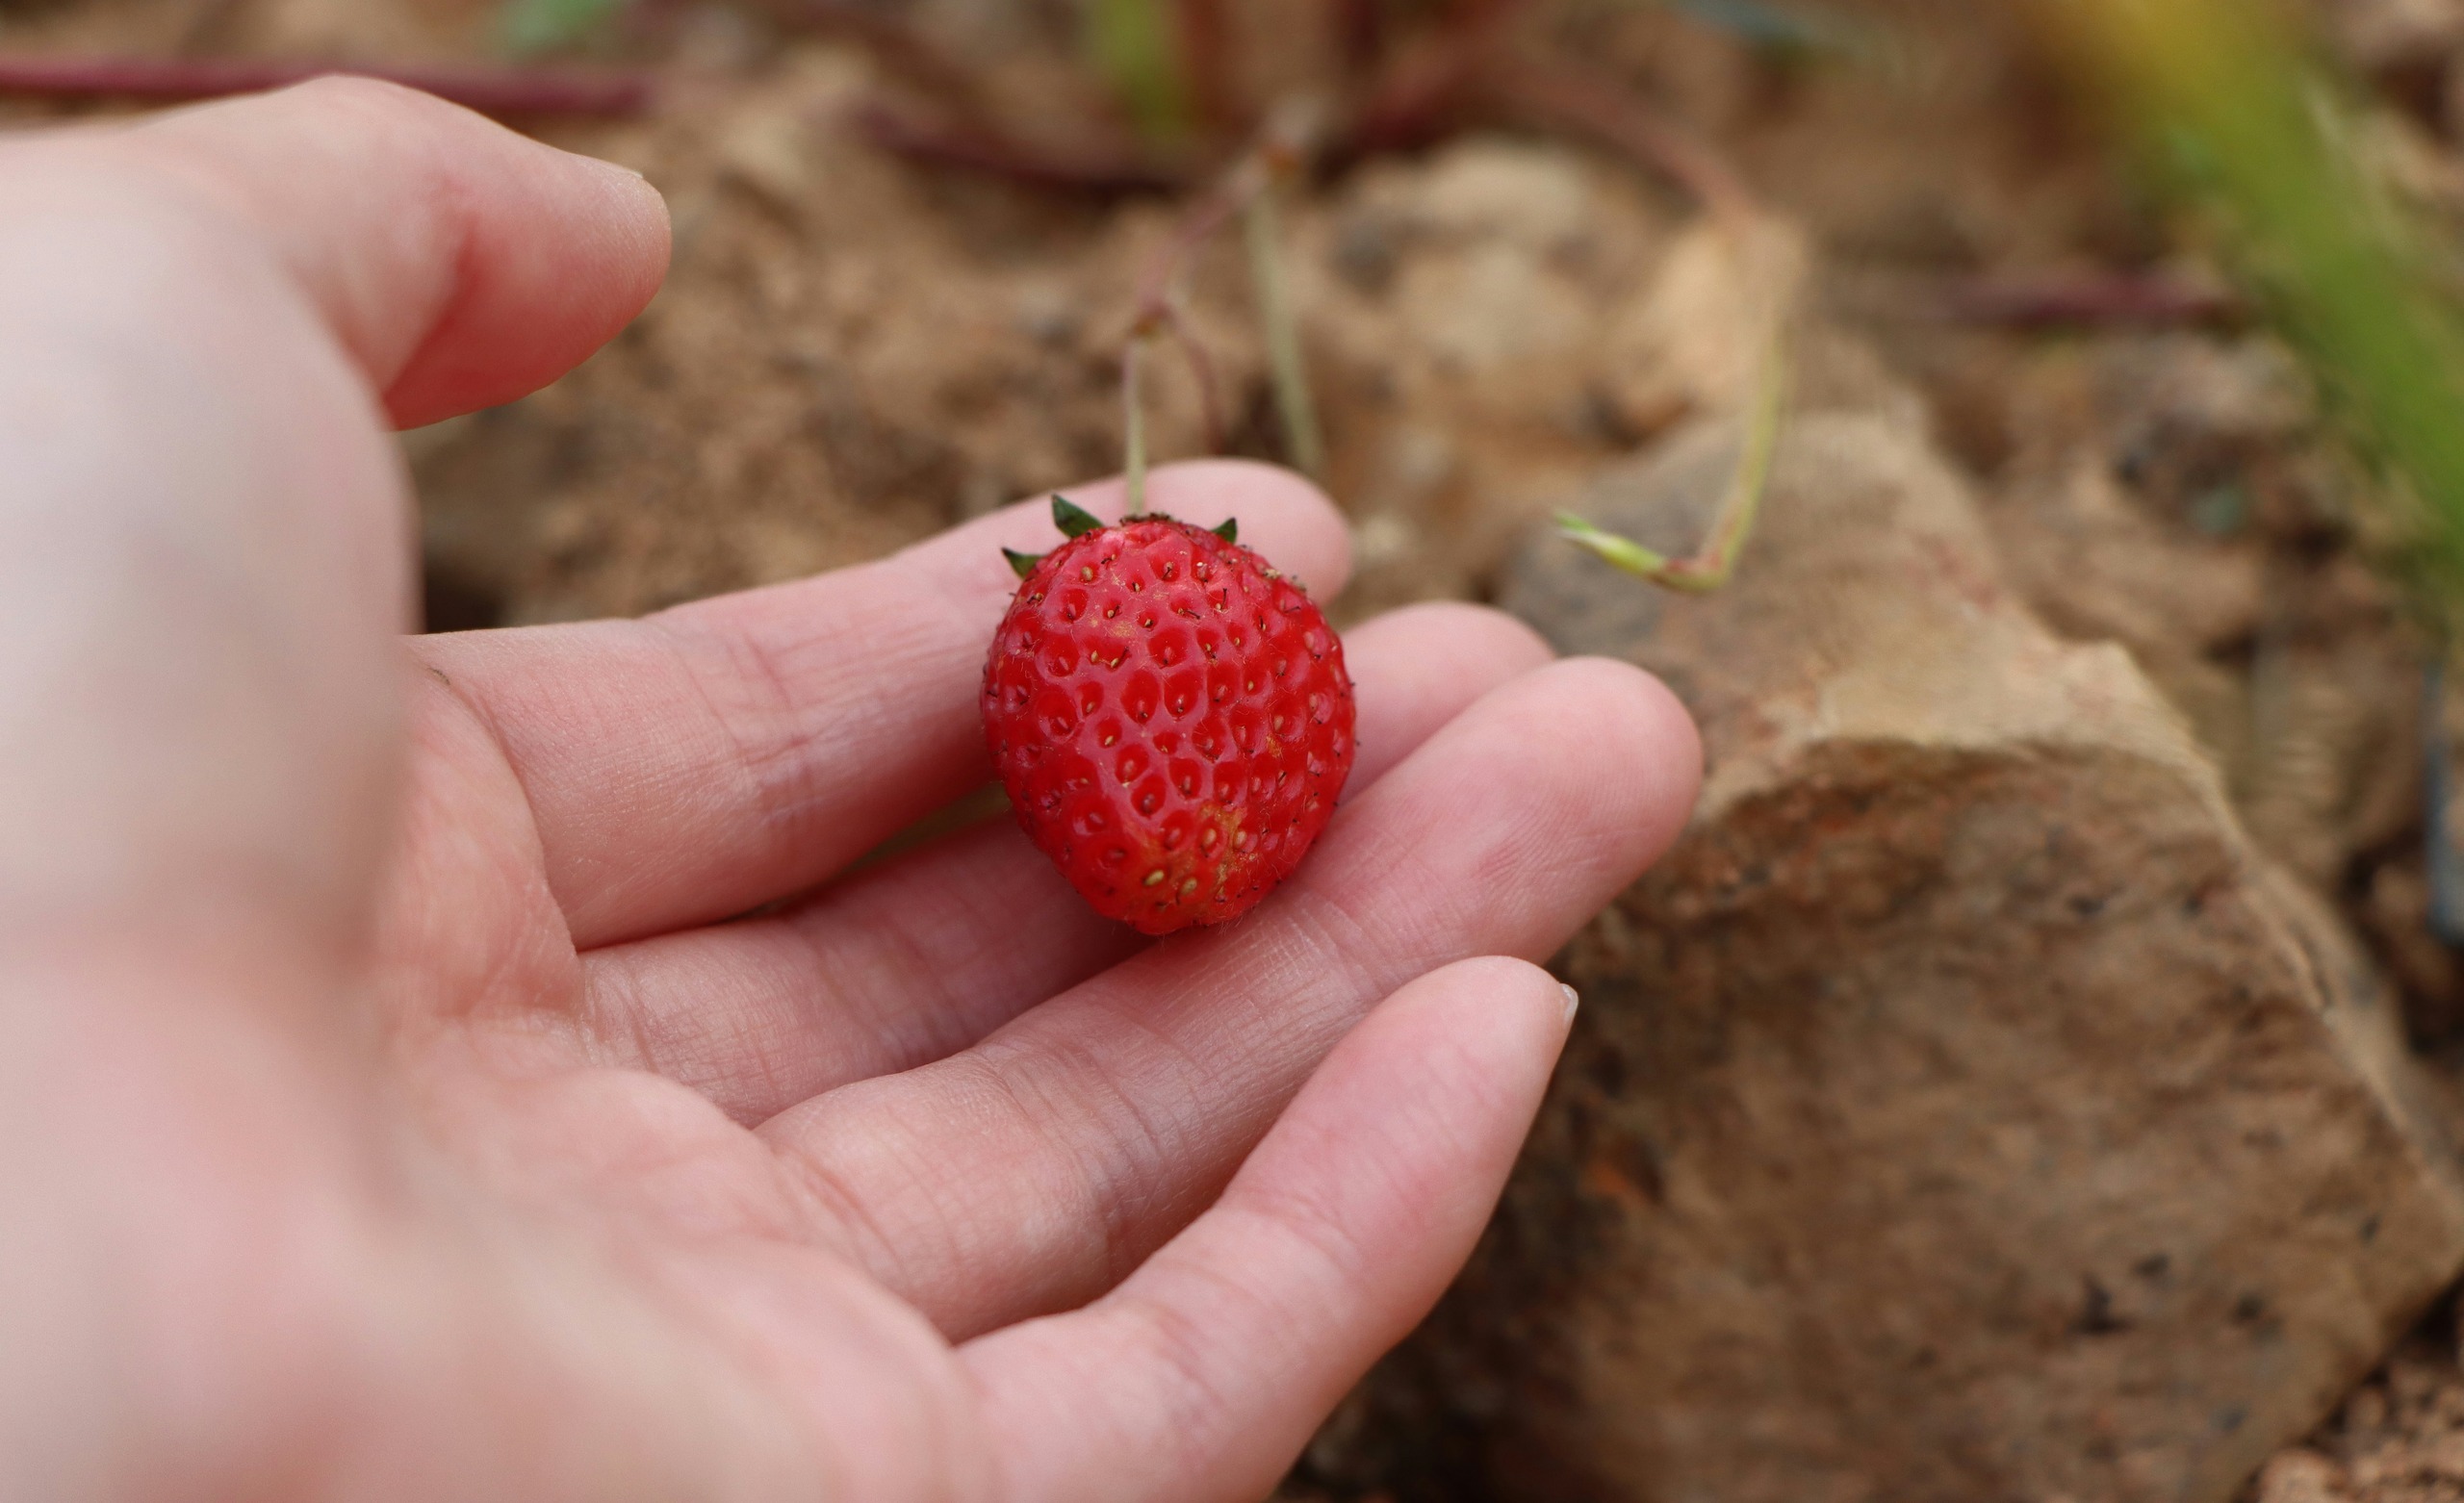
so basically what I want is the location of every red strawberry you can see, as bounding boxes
[982,497,1356,935]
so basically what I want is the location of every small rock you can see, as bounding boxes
[1348,139,1603,254]
[1455,410,2464,1503]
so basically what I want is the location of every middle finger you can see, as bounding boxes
[573,602,1556,1123]
[760,656,1700,1339]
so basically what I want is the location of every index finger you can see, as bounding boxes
[415,462,1353,950]
[124,76,670,427]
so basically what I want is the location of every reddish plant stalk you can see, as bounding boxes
[1104,138,1289,462]
[1114,108,1323,474]
[1176,0,1238,133]
[1938,273,2244,329]
[1339,0,1527,157]
[1130,165,1260,314]
[1334,0,1387,80]
[1114,161,1257,466]
[1334,0,1544,162]
[1482,54,1758,228]
[1158,303,1230,453]
[851,99,1185,194]
[0,53,656,116]
[1342,33,1482,156]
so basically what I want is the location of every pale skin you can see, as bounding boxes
[0,81,1701,1502]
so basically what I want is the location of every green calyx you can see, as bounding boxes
[998,496,1241,581]
[1053,496,1104,538]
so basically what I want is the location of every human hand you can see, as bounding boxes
[0,81,1699,1501]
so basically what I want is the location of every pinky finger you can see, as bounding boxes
[958,955,1577,1503]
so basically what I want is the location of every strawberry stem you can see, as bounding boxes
[1123,334,1152,517]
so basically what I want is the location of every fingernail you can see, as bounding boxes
[1559,982,1580,1024]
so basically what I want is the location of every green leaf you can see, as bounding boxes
[1052,496,1105,539]
[1003,548,1045,579]
[1212,517,1239,544]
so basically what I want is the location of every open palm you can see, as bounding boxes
[0,82,1697,1502]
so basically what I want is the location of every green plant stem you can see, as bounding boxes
[1244,182,1325,477]
[1556,324,1789,591]
[1123,334,1151,517]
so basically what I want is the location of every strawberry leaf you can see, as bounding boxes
[1003,548,1045,578]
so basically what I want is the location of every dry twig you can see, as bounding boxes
[1938,272,2244,329]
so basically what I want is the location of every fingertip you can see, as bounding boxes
[1535,655,1704,869]
[569,148,672,305]
[1340,604,1553,794]
[1402,952,1560,1013]
[1291,956,1572,1197]
[130,76,677,428]
[1384,955,1576,1090]
[378,126,673,427]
